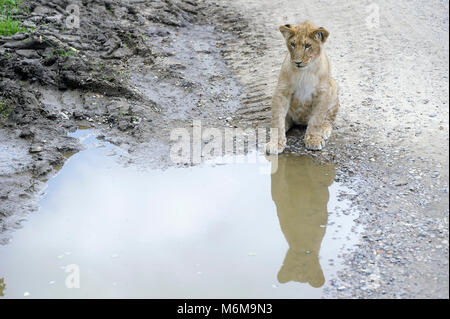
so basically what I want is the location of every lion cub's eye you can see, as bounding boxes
[305,43,311,49]
[290,42,296,48]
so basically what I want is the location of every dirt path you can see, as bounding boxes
[217,0,449,298]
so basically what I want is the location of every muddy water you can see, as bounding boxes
[0,130,359,298]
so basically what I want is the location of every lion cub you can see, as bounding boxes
[266,21,339,153]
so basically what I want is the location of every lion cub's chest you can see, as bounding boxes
[288,71,320,124]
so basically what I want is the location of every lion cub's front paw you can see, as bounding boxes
[304,134,326,151]
[265,140,286,155]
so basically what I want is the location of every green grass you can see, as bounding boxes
[0,0,22,11]
[53,48,78,57]
[0,102,13,118]
[0,16,25,36]
[0,0,25,36]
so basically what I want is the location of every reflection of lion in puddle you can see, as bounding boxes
[269,154,335,288]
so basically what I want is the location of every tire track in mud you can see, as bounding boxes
[216,0,449,298]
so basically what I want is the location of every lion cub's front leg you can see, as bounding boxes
[304,121,332,151]
[265,89,291,154]
[304,93,337,151]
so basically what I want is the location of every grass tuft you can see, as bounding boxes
[0,16,25,36]
[0,102,13,118]
[0,0,26,36]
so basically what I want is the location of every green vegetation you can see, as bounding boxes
[46,47,78,59]
[0,0,22,12]
[0,0,26,36]
[0,102,13,118]
[0,16,26,35]
[54,48,78,57]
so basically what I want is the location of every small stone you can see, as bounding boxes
[29,145,43,153]
[72,111,83,119]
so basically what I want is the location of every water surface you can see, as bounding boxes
[0,130,359,298]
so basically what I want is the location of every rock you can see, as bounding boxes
[29,145,43,153]
[72,111,83,119]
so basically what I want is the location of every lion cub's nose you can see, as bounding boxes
[295,61,303,66]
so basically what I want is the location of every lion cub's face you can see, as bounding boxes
[279,21,329,69]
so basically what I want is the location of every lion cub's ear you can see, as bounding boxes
[311,27,329,43]
[279,24,294,39]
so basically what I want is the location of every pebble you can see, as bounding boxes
[29,145,43,153]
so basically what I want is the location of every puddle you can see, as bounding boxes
[0,130,360,298]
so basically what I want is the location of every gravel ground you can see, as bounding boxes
[0,0,448,298]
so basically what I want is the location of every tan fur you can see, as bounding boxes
[265,21,339,153]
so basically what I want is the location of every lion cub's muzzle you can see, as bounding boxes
[294,61,307,69]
